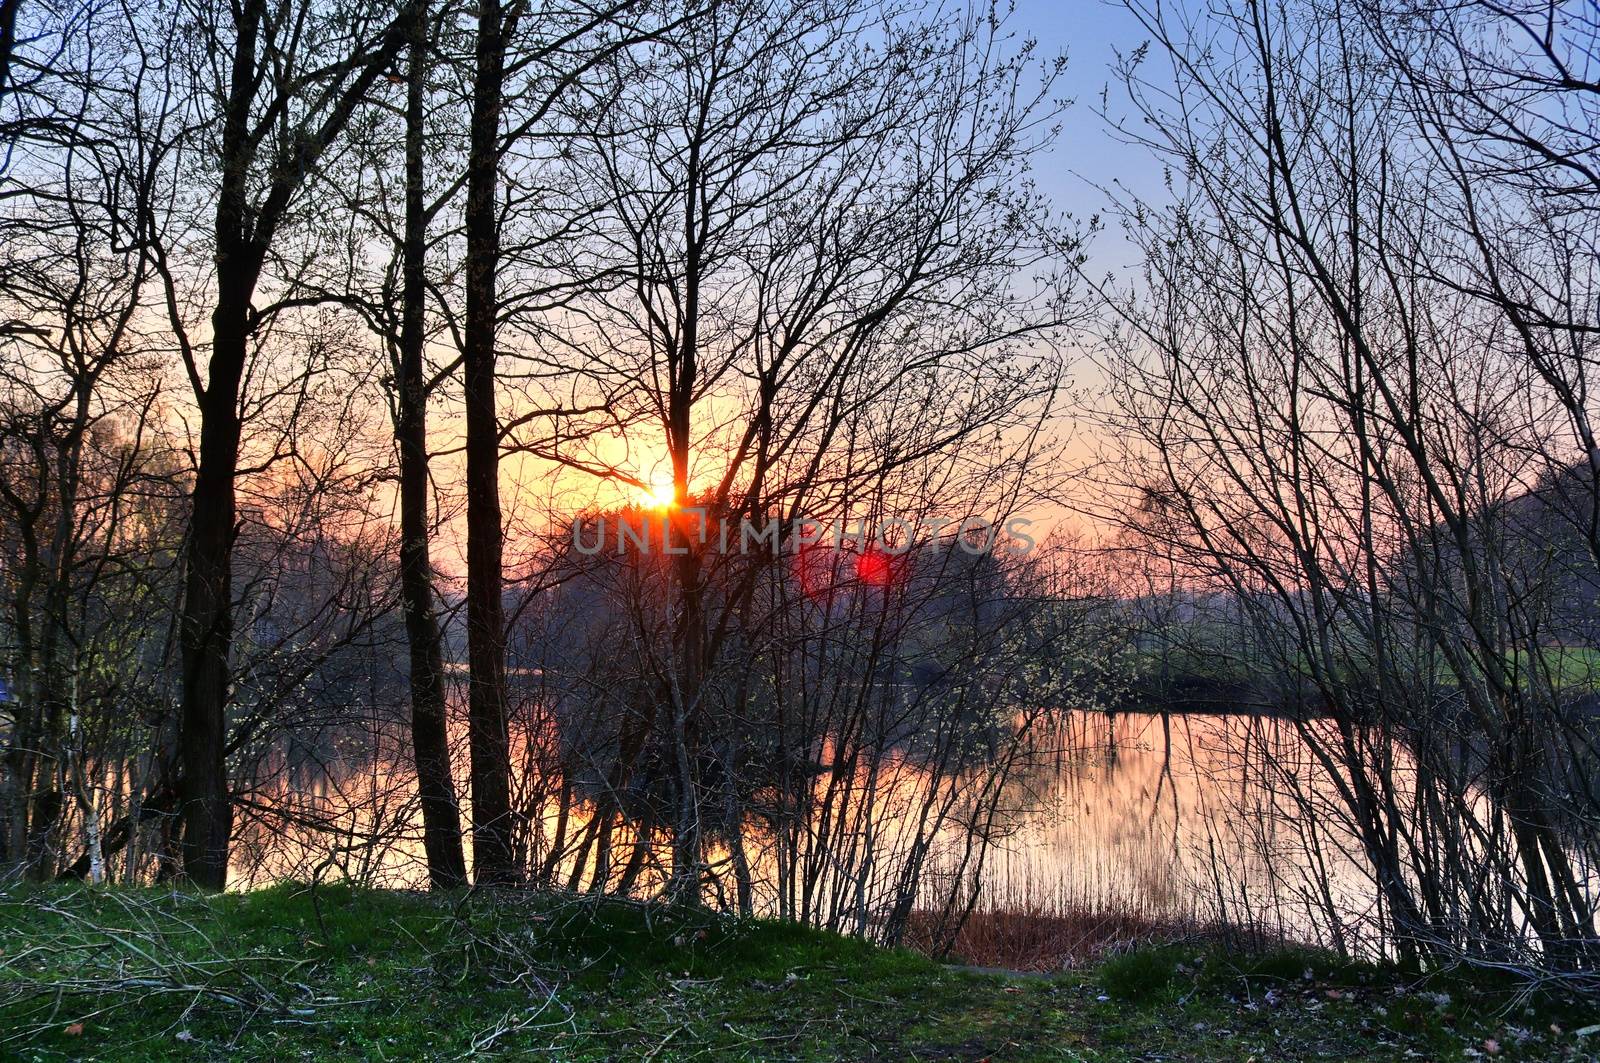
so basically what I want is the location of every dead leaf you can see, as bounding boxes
[64,1023,84,1036]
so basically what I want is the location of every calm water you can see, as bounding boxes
[969,712,1373,937]
[231,711,1377,945]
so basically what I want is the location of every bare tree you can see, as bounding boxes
[461,0,517,887]
[512,0,1083,904]
[1100,0,1600,976]
[1364,0,1600,567]
[165,0,415,889]
[394,0,467,890]
[458,0,663,887]
[0,0,177,878]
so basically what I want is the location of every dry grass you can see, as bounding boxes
[903,905,1194,971]
[902,863,1284,972]
[904,899,1300,972]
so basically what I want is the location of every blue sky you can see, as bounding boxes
[1008,0,1165,275]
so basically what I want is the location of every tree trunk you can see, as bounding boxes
[22,684,63,879]
[463,0,515,886]
[176,0,264,890]
[58,781,177,882]
[665,148,704,904]
[0,0,20,106]
[179,288,248,890]
[396,0,468,891]
[4,555,40,872]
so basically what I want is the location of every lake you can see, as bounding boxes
[231,709,1387,962]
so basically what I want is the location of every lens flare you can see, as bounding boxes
[855,549,894,587]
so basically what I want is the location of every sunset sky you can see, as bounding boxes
[497,2,1167,555]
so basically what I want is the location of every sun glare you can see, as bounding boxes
[640,476,677,509]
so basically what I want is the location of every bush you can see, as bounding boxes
[1098,947,1183,1003]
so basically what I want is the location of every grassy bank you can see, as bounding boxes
[0,884,1591,1061]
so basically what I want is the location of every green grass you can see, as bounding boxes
[1512,646,1600,690]
[0,884,1591,1060]
[1134,632,1600,696]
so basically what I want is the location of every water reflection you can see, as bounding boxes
[970,713,1374,944]
[230,710,1380,950]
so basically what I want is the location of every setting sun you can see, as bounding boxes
[639,476,677,509]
